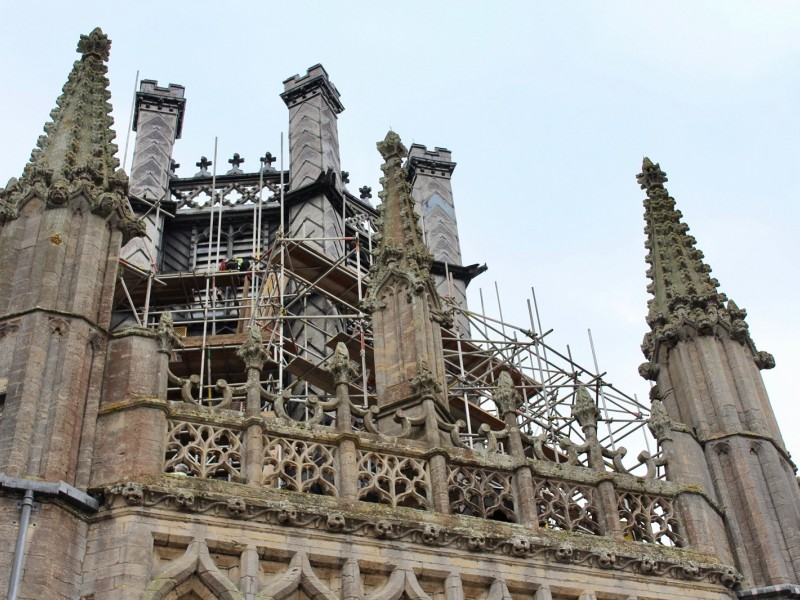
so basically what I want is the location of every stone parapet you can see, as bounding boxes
[281,64,344,114]
[132,80,186,137]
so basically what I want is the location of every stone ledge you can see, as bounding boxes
[95,476,741,590]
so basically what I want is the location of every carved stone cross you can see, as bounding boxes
[359,186,372,200]
[341,170,350,184]
[260,152,276,169]
[194,156,211,177]
[227,153,245,175]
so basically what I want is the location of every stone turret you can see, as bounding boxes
[281,64,345,257]
[407,144,473,333]
[408,145,460,266]
[638,158,800,590]
[122,80,186,270]
[0,28,140,598]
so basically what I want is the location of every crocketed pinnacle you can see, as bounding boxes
[639,158,757,360]
[29,27,120,183]
[363,131,437,310]
[0,28,136,233]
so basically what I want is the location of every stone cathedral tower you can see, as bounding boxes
[0,28,798,600]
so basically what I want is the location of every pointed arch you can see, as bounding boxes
[365,567,431,600]
[141,539,243,600]
[257,551,337,600]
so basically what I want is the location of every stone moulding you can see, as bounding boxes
[100,478,741,590]
[153,403,726,521]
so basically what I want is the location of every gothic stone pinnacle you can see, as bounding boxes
[639,158,760,359]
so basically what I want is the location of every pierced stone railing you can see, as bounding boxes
[155,324,689,549]
[161,398,688,549]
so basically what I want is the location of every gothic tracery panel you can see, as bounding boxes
[357,450,430,509]
[617,491,684,546]
[262,435,338,496]
[165,420,243,480]
[533,478,601,535]
[448,465,516,522]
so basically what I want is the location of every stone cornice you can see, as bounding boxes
[98,395,168,416]
[700,430,796,469]
[98,477,741,590]
[407,156,457,180]
[0,307,109,336]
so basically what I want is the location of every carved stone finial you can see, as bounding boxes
[118,215,147,245]
[377,131,407,161]
[638,361,660,381]
[260,152,276,170]
[236,326,269,370]
[326,342,357,385]
[493,371,521,418]
[647,398,674,441]
[156,311,184,355]
[636,157,668,194]
[572,385,601,430]
[77,27,111,62]
[359,185,372,200]
[755,350,776,370]
[363,131,438,310]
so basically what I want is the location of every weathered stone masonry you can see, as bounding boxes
[0,27,798,600]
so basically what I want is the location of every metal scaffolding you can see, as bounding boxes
[112,162,658,476]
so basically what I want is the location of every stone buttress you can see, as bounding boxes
[364,132,454,451]
[0,29,145,599]
[638,157,800,591]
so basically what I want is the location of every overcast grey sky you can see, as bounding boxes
[2,2,798,460]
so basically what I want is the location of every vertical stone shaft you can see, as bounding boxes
[90,332,170,486]
[282,64,345,257]
[335,380,359,501]
[122,80,185,271]
[492,373,538,527]
[505,417,538,527]
[328,344,358,500]
[408,144,470,332]
[238,329,268,486]
[244,364,264,486]
[572,387,622,538]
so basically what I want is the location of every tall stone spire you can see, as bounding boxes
[0,27,137,486]
[0,28,135,231]
[365,131,452,438]
[638,157,764,364]
[367,132,437,301]
[638,158,800,589]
